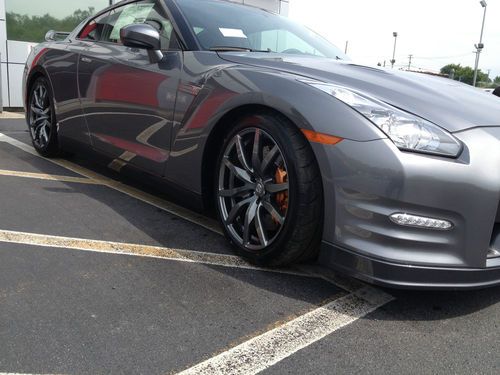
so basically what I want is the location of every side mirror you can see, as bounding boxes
[45,30,70,42]
[120,24,164,63]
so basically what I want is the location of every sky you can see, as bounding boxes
[288,0,500,80]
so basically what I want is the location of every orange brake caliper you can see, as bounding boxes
[274,167,289,218]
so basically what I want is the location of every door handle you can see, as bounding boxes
[81,57,92,63]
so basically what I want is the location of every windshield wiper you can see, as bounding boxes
[210,46,272,53]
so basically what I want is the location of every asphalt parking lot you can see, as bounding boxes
[0,117,499,375]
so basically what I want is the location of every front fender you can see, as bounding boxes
[166,65,386,195]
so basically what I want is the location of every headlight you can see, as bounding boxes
[300,80,462,158]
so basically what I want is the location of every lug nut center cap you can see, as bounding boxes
[255,182,265,197]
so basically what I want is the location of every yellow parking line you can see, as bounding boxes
[0,169,103,185]
[0,229,315,278]
[0,133,222,235]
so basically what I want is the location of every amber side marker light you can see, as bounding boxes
[301,129,343,145]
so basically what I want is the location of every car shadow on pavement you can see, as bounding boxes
[378,286,500,320]
[2,127,497,314]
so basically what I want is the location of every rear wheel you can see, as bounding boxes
[215,113,323,266]
[27,77,60,157]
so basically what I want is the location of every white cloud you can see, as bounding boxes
[289,0,500,80]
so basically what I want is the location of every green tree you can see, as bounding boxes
[6,7,95,43]
[494,76,500,85]
[440,64,490,86]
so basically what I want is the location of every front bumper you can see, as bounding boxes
[320,241,500,290]
[313,126,500,289]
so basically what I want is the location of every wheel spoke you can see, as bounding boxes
[33,91,41,109]
[262,201,285,225]
[243,199,259,244]
[33,115,49,125]
[255,203,269,247]
[236,135,252,173]
[219,184,255,198]
[225,196,255,225]
[261,145,279,173]
[224,157,253,183]
[40,124,49,144]
[31,105,46,116]
[34,120,49,133]
[252,129,262,177]
[38,86,47,105]
[265,182,289,193]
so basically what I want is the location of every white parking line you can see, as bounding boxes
[0,133,222,235]
[0,229,314,278]
[0,169,103,185]
[179,288,393,375]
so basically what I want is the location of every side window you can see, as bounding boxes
[101,1,180,50]
[79,12,111,41]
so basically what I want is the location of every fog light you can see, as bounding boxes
[390,213,453,230]
[488,249,500,259]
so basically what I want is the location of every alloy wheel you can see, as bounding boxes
[218,127,290,251]
[29,83,52,149]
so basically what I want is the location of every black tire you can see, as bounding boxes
[215,112,324,266]
[27,76,60,157]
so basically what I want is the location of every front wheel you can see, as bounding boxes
[27,77,60,157]
[215,113,324,266]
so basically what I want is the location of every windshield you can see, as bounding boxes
[176,0,348,59]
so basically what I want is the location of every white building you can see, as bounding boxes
[0,0,288,109]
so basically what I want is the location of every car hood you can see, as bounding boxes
[218,53,500,132]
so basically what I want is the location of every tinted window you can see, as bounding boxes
[96,0,178,50]
[79,12,110,41]
[176,0,347,59]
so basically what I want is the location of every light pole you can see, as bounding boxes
[473,0,487,87]
[391,32,398,69]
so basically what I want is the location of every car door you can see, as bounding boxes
[77,0,182,176]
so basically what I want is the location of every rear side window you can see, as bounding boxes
[79,0,179,50]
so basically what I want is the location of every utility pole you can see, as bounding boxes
[473,1,487,87]
[345,41,349,55]
[408,54,413,71]
[391,32,398,69]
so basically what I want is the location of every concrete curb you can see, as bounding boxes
[0,112,25,119]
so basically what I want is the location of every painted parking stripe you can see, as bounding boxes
[179,289,393,375]
[0,229,314,278]
[0,133,222,235]
[0,169,103,185]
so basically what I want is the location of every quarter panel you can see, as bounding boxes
[27,42,91,146]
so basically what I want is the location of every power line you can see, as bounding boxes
[412,53,473,60]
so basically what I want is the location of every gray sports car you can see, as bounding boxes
[23,0,500,289]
